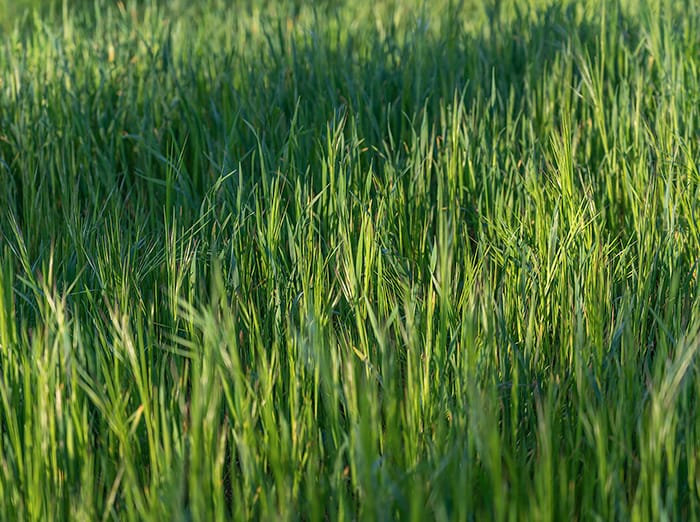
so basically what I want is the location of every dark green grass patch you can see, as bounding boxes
[1,0,699,519]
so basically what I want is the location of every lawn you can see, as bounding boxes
[0,0,699,519]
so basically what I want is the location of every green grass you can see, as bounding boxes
[1,0,699,519]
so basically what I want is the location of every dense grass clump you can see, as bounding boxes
[1,0,699,519]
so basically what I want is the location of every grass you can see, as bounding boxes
[0,0,699,519]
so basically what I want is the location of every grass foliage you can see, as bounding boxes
[1,0,700,519]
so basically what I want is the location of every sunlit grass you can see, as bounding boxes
[1,0,699,519]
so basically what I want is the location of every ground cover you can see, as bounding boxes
[0,0,699,519]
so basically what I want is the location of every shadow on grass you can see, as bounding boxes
[0,0,650,354]
[2,1,649,232]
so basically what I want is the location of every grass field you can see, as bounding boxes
[1,0,699,519]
